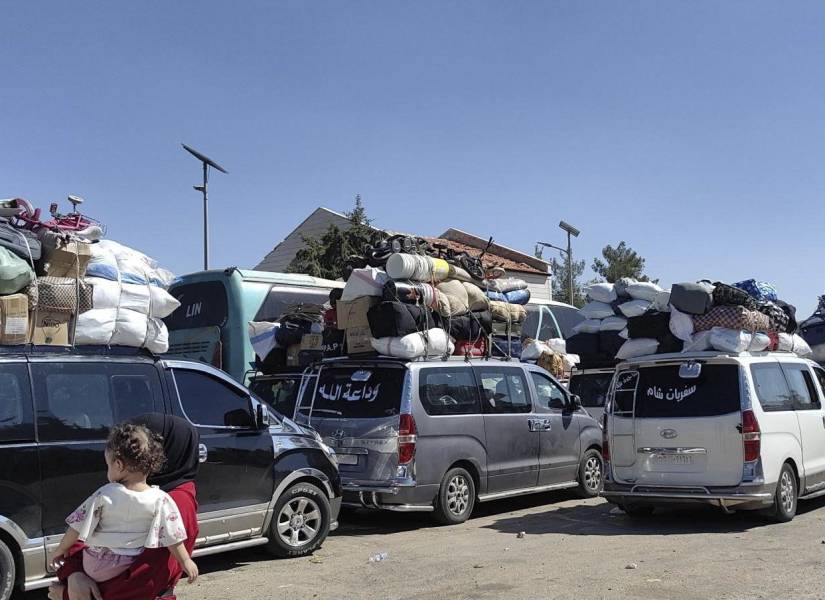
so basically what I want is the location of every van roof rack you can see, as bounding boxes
[0,344,157,358]
[620,350,802,365]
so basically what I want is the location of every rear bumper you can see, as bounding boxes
[602,481,774,505]
[341,478,436,512]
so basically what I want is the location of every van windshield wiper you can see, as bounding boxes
[310,408,343,416]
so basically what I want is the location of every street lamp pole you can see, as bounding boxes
[537,220,581,306]
[182,144,228,271]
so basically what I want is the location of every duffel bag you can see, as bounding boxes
[693,305,770,333]
[444,310,492,340]
[0,219,41,262]
[712,282,758,310]
[733,279,779,302]
[758,301,791,333]
[670,282,714,315]
[368,301,440,338]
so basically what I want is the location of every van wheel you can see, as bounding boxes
[767,463,797,523]
[576,449,603,498]
[0,538,14,600]
[266,483,331,558]
[433,467,475,525]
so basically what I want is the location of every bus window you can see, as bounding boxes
[255,287,332,322]
[165,282,228,330]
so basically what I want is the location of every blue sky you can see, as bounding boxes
[2,2,824,316]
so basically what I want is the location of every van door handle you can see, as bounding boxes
[528,419,552,432]
[198,443,208,463]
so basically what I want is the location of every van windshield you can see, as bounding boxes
[569,372,612,407]
[613,364,741,418]
[300,367,405,419]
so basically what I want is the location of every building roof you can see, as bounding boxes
[423,236,547,275]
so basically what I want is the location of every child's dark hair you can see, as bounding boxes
[106,423,166,475]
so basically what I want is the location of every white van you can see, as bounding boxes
[602,351,825,522]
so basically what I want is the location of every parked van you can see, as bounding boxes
[164,269,343,384]
[568,367,614,424]
[602,351,825,522]
[523,301,584,340]
[0,346,341,599]
[295,357,602,524]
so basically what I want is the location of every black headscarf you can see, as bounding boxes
[130,414,200,492]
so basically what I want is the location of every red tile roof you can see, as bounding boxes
[423,237,547,276]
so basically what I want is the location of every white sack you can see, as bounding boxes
[626,281,663,302]
[616,338,659,360]
[75,307,168,352]
[581,301,615,320]
[618,299,651,318]
[521,340,551,361]
[144,319,169,354]
[546,338,567,354]
[669,307,694,342]
[573,319,602,334]
[586,282,617,304]
[792,334,814,358]
[710,327,751,353]
[600,316,628,332]
[371,328,454,359]
[87,240,175,288]
[652,290,672,312]
[249,321,281,360]
[88,277,180,318]
[562,354,581,370]
[619,328,629,340]
[75,309,117,345]
[111,309,151,347]
[812,343,825,363]
[777,333,794,352]
[682,330,712,352]
[341,267,390,301]
[748,332,771,352]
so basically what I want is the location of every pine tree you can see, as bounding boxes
[287,195,374,279]
[551,257,587,307]
[591,241,656,283]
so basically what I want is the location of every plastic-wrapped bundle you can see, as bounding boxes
[385,254,450,282]
[86,240,175,288]
[88,277,180,318]
[485,277,528,294]
[371,328,454,359]
[75,308,169,353]
[485,288,531,305]
[341,267,390,301]
[586,283,617,303]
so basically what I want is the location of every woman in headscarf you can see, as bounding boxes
[49,414,200,600]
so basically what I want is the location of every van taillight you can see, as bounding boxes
[398,413,417,465]
[602,413,610,462]
[742,409,761,462]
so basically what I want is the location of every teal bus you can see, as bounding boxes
[164,269,343,384]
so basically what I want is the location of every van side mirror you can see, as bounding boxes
[569,395,582,411]
[254,399,271,429]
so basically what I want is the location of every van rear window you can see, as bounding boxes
[569,372,612,408]
[614,364,741,418]
[303,367,404,419]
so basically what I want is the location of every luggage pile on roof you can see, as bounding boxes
[567,277,812,367]
[0,197,178,351]
[249,234,542,366]
[799,296,825,364]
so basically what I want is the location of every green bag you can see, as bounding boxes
[0,246,34,295]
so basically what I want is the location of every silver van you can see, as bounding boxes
[294,357,603,524]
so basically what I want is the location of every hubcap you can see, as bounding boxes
[779,470,795,514]
[447,475,471,516]
[584,456,602,491]
[276,496,322,547]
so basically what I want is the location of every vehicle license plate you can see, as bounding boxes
[337,454,359,465]
[654,454,693,466]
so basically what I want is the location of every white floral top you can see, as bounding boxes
[66,483,187,556]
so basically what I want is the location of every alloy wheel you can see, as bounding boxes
[584,455,602,492]
[276,496,322,547]
[779,470,795,515]
[447,475,470,516]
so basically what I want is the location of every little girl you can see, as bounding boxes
[50,423,199,584]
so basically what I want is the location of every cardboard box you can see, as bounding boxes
[30,311,71,346]
[0,294,29,345]
[346,326,373,354]
[336,297,378,330]
[43,240,92,278]
[300,333,324,351]
[286,343,301,366]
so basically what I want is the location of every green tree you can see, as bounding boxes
[288,195,374,279]
[591,241,656,283]
[551,256,587,308]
